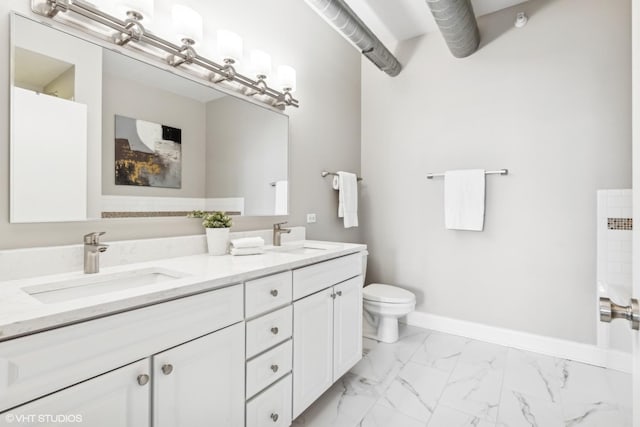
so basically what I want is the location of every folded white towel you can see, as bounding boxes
[444,169,485,231]
[230,237,265,249]
[230,247,264,256]
[337,171,358,228]
[274,180,288,215]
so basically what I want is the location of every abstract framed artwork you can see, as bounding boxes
[114,115,182,188]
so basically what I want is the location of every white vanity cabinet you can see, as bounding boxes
[0,246,367,427]
[0,284,245,426]
[153,322,245,427]
[332,276,364,379]
[0,359,150,427]
[0,324,244,427]
[292,254,363,418]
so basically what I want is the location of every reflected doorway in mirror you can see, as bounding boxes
[114,115,182,188]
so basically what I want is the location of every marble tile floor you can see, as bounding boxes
[292,325,632,427]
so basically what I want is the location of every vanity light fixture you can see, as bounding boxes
[248,50,271,95]
[211,29,243,83]
[276,65,297,107]
[31,0,299,109]
[167,5,203,67]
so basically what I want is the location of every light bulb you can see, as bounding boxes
[90,0,115,14]
[277,65,296,92]
[251,50,272,79]
[217,30,243,64]
[114,0,154,21]
[172,4,203,45]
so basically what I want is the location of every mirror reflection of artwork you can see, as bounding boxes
[114,115,182,188]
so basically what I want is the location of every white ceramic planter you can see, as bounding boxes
[206,228,230,256]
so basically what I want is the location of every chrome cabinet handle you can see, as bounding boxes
[161,364,174,375]
[336,291,343,297]
[270,413,279,422]
[331,293,336,299]
[137,374,150,386]
[599,297,639,330]
[271,327,279,335]
[270,289,279,297]
[270,364,279,373]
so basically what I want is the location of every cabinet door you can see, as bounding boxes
[0,359,150,427]
[333,276,363,380]
[292,288,334,419]
[153,322,244,427]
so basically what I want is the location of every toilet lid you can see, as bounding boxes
[363,284,415,304]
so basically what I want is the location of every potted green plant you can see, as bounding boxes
[189,211,232,255]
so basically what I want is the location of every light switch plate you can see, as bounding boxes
[306,213,317,223]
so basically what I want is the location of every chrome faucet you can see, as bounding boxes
[84,232,108,274]
[273,222,291,246]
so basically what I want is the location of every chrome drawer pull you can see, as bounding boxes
[270,413,279,422]
[271,327,279,335]
[137,374,150,386]
[161,364,174,375]
[270,364,279,373]
[336,291,343,297]
[270,289,279,297]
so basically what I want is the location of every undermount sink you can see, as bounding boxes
[265,242,337,255]
[23,267,187,304]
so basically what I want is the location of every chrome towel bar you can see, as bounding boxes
[426,169,508,179]
[321,171,363,181]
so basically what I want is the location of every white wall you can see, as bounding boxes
[0,0,362,249]
[361,0,631,344]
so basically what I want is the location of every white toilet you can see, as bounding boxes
[362,284,416,343]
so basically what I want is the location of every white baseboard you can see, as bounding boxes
[404,311,632,373]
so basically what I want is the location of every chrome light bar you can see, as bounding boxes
[32,0,299,109]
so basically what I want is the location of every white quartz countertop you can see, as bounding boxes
[0,240,366,341]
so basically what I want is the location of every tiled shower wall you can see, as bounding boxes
[596,189,632,353]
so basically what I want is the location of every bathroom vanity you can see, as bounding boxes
[1,7,366,426]
[0,240,366,426]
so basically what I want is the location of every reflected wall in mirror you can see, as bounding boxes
[10,15,102,223]
[10,14,289,223]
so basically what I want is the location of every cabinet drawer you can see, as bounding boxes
[246,340,292,399]
[0,284,243,412]
[246,374,292,427]
[293,253,362,300]
[246,271,292,318]
[246,306,292,359]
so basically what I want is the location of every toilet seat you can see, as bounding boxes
[363,283,415,304]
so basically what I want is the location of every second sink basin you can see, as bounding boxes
[23,267,187,304]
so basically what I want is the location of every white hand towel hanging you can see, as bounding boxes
[444,169,485,231]
[337,171,358,228]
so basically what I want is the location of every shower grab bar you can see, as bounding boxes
[426,169,508,179]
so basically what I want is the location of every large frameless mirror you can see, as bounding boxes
[10,14,289,223]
